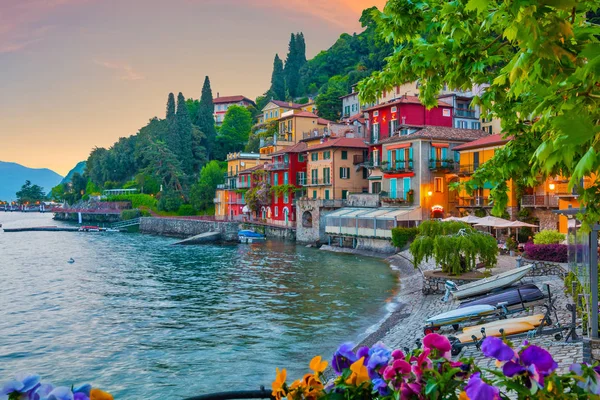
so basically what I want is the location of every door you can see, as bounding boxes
[403,178,411,200]
[473,152,480,171]
[284,208,289,224]
[390,178,397,199]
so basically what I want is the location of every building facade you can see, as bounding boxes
[213,95,256,125]
[214,152,261,220]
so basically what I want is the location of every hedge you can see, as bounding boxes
[524,242,568,263]
[533,229,565,245]
[391,227,418,249]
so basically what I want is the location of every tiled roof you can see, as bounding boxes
[453,134,511,151]
[317,117,331,125]
[380,126,489,145]
[280,111,318,119]
[348,114,365,123]
[306,137,368,151]
[270,100,304,109]
[238,163,270,174]
[339,92,358,99]
[213,95,255,105]
[364,96,452,112]
[271,142,308,156]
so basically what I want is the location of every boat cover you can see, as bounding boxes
[458,284,544,309]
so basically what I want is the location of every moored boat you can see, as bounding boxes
[459,283,545,309]
[238,230,266,243]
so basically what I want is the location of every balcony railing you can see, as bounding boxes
[455,108,477,118]
[382,161,414,173]
[458,164,478,175]
[227,198,246,205]
[271,162,290,170]
[380,191,413,204]
[237,181,251,188]
[303,129,330,139]
[521,194,559,208]
[304,179,331,186]
[458,196,490,207]
[296,178,307,186]
[428,160,458,171]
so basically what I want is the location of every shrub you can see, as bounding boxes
[158,191,182,212]
[106,194,157,210]
[120,209,141,220]
[391,227,418,248]
[524,242,568,262]
[534,229,565,244]
[177,204,197,216]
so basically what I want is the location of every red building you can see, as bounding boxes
[263,142,308,227]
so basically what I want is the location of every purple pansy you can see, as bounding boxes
[372,378,390,396]
[570,364,600,395]
[47,387,74,400]
[481,337,515,361]
[521,345,557,375]
[1,373,41,397]
[465,372,500,400]
[331,342,357,374]
[366,343,391,379]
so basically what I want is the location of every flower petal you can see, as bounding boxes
[521,345,557,375]
[48,387,74,400]
[503,361,525,377]
[481,337,514,361]
[422,333,452,353]
[465,373,499,400]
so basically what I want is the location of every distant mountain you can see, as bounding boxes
[60,161,86,185]
[0,161,63,201]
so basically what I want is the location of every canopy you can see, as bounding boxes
[459,215,482,224]
[442,216,463,221]
[506,220,538,228]
[474,216,512,228]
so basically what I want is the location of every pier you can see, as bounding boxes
[2,226,80,232]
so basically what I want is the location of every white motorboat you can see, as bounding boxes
[443,264,534,301]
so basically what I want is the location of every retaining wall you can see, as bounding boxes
[139,217,239,241]
[523,259,568,278]
[241,223,296,241]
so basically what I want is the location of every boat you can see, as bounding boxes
[453,313,547,343]
[443,264,534,301]
[459,284,545,310]
[79,225,101,232]
[424,304,497,333]
[238,230,266,243]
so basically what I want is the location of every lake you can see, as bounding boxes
[0,213,398,399]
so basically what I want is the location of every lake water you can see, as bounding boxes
[0,213,398,399]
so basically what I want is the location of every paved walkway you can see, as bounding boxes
[378,252,583,372]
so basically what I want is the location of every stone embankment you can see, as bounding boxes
[139,217,239,241]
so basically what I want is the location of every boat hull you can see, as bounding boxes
[459,284,545,309]
[452,265,533,300]
[426,305,497,326]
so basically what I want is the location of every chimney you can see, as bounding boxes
[217,92,220,98]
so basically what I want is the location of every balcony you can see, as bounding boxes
[458,196,490,207]
[216,183,230,190]
[271,161,290,170]
[353,154,365,165]
[521,194,559,208]
[296,177,307,186]
[237,181,251,188]
[380,191,413,205]
[428,160,458,172]
[382,161,414,173]
[458,164,478,176]
[227,198,246,205]
[304,179,331,187]
[455,108,477,118]
[303,129,330,140]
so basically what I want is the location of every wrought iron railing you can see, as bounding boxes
[428,160,458,171]
[458,196,490,207]
[521,194,559,208]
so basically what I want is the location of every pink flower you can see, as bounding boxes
[422,333,452,353]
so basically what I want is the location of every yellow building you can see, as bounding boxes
[214,152,261,220]
[260,111,330,157]
[300,100,317,114]
[453,134,519,216]
[261,100,304,123]
[304,137,369,200]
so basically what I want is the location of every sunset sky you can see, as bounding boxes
[0,0,385,176]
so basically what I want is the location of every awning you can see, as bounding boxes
[367,176,382,180]
[383,172,415,179]
[386,143,411,150]
[325,207,423,222]
[432,143,449,148]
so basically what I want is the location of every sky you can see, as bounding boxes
[0,0,385,176]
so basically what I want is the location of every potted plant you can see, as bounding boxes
[506,236,518,256]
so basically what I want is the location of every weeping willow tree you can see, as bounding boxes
[410,221,498,275]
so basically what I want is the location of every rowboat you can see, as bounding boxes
[459,284,545,310]
[443,264,534,301]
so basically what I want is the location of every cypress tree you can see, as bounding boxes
[176,92,194,175]
[269,54,286,101]
[165,93,181,160]
[197,76,217,159]
[295,32,307,64]
[284,32,307,99]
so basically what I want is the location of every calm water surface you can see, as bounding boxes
[0,213,398,399]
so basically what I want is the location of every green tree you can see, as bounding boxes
[15,180,47,204]
[189,160,225,211]
[213,105,253,160]
[165,93,180,160]
[269,54,286,101]
[138,140,184,195]
[197,76,217,159]
[185,98,200,122]
[315,76,347,121]
[284,33,307,98]
[176,92,194,175]
[359,0,600,227]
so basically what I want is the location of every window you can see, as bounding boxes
[283,154,289,164]
[357,126,361,134]
[362,168,368,179]
[374,110,379,117]
[283,172,289,184]
[391,106,397,113]
[311,169,318,184]
[297,172,306,185]
[311,152,318,161]
[473,152,480,170]
[324,189,330,200]
[344,105,350,115]
[471,121,480,130]
[287,120,292,132]
[372,182,381,194]
[274,173,278,186]
[298,153,304,162]
[312,190,317,199]
[340,167,350,179]
[390,119,398,135]
[275,110,279,117]
[341,151,348,160]
[372,123,380,143]
[270,111,273,119]
[342,190,348,200]
[323,167,331,184]
[264,113,268,120]
[275,206,278,217]
[236,165,238,174]
[323,151,331,160]
[373,149,380,166]
[283,191,289,203]
[434,177,444,192]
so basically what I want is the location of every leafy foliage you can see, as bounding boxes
[534,229,566,245]
[391,227,418,249]
[106,194,157,210]
[213,105,253,160]
[269,54,286,101]
[284,33,307,98]
[524,243,568,263]
[197,76,217,159]
[358,0,600,228]
[16,180,46,204]
[315,76,348,121]
[410,220,497,275]
[189,161,225,212]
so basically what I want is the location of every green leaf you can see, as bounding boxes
[571,147,596,183]
[465,0,490,13]
[425,380,439,395]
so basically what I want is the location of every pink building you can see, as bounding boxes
[213,95,256,125]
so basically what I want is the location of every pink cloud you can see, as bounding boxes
[94,60,145,81]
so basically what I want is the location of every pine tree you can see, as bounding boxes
[295,33,307,64]
[269,54,286,101]
[164,93,181,160]
[176,92,194,175]
[197,76,217,159]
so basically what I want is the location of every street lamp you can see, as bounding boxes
[549,183,556,191]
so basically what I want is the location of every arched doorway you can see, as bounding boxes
[302,211,313,228]
[431,205,444,219]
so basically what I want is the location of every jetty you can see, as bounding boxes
[2,226,80,232]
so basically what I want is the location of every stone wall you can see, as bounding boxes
[522,258,568,278]
[356,238,397,253]
[531,209,560,231]
[241,223,296,241]
[422,273,480,295]
[346,193,380,208]
[295,199,339,244]
[584,338,600,364]
[139,217,239,241]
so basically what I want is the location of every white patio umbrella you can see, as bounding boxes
[442,216,463,221]
[459,215,483,224]
[473,215,513,227]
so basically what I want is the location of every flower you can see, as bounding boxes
[500,344,557,388]
[481,337,515,362]
[371,378,390,396]
[331,343,357,374]
[345,357,370,387]
[1,373,41,397]
[48,387,75,400]
[366,343,391,379]
[465,373,499,400]
[422,333,451,358]
[89,389,112,400]
[272,368,287,400]
[309,356,327,375]
[391,349,404,360]
[570,364,600,395]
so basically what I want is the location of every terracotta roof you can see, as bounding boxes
[317,117,331,125]
[279,110,318,119]
[380,126,489,145]
[238,163,270,174]
[348,114,365,123]
[305,137,368,151]
[453,134,511,151]
[270,100,304,109]
[271,142,308,156]
[364,96,452,112]
[213,95,255,105]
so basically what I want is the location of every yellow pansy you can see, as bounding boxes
[459,391,470,400]
[90,389,114,400]
[272,368,287,400]
[345,357,370,387]
[309,356,328,375]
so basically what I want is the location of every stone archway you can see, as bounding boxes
[302,210,313,228]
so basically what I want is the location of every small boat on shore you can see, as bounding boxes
[443,264,534,301]
[238,230,265,243]
[78,225,104,232]
[459,283,545,309]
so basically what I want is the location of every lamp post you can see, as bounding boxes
[427,190,433,220]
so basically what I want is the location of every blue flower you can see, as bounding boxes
[366,343,391,379]
[371,378,390,396]
[570,363,600,395]
[481,337,514,362]
[331,342,357,374]
[47,387,74,400]
[0,373,41,398]
[465,373,499,400]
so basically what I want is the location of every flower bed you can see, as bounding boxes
[273,334,600,399]
[0,375,112,400]
[524,242,568,263]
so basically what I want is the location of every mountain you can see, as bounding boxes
[60,161,86,185]
[0,161,63,201]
